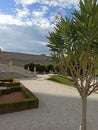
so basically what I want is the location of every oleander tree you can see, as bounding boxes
[47,0,98,130]
[47,22,70,75]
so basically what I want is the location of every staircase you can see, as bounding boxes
[0,64,34,78]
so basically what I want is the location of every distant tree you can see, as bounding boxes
[24,64,28,70]
[47,0,98,130]
[24,63,47,73]
[54,65,60,73]
[24,63,35,71]
[40,54,46,56]
[35,64,40,72]
[38,64,46,73]
[46,64,54,73]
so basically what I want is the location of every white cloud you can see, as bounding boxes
[31,6,51,29]
[15,7,30,19]
[13,0,80,29]
[0,24,50,54]
[0,14,24,25]
[0,0,80,28]
[32,6,48,17]
[0,0,82,55]
[14,0,37,6]
[0,3,51,30]
[0,8,50,30]
[14,0,79,8]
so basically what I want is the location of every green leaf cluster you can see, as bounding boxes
[47,0,98,79]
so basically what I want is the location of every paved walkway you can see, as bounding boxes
[0,75,98,130]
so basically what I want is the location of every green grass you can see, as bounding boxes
[48,75,74,86]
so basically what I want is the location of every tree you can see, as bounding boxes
[47,0,98,130]
[47,29,65,62]
[46,64,54,73]
[38,64,47,73]
[47,24,68,75]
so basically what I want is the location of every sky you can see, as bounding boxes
[0,0,80,55]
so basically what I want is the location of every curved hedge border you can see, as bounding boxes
[0,86,39,114]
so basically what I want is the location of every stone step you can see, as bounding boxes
[0,65,34,78]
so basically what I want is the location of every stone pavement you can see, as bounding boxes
[0,74,98,130]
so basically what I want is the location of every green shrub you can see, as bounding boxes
[46,64,54,73]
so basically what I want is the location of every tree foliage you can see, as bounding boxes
[47,0,98,130]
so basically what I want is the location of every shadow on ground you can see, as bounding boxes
[0,92,98,130]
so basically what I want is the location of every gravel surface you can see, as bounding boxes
[0,74,98,130]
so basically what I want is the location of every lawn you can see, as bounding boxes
[48,75,74,86]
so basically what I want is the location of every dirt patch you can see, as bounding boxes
[0,91,25,102]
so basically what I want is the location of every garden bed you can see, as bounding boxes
[0,85,39,114]
[0,91,25,102]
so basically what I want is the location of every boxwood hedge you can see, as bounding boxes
[0,86,39,114]
[0,78,20,88]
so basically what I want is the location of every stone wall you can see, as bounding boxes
[0,51,54,67]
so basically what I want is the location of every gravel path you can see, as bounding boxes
[0,74,98,130]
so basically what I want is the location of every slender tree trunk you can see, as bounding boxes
[81,96,87,130]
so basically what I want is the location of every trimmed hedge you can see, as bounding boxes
[0,79,13,82]
[0,86,39,114]
[0,78,20,88]
[1,87,21,95]
[22,87,36,98]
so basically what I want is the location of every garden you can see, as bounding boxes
[0,78,39,114]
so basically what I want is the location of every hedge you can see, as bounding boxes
[0,86,39,114]
[1,87,21,95]
[0,78,20,88]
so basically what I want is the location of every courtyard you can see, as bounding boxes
[0,75,98,130]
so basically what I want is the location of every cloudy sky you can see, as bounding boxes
[0,0,80,55]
